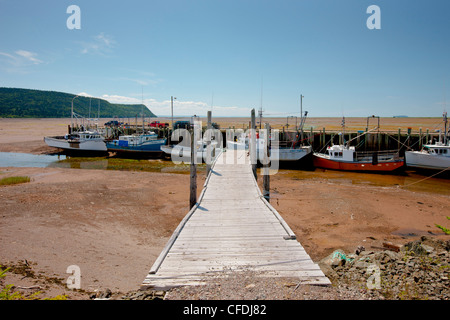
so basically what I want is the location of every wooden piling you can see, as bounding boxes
[250,109,257,180]
[263,123,270,203]
[190,119,197,209]
[206,111,212,176]
[419,127,422,149]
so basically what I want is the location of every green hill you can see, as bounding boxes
[0,87,157,118]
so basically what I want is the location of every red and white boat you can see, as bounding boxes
[313,144,404,172]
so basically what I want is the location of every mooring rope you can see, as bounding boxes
[399,166,450,188]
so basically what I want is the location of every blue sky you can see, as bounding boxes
[0,0,449,118]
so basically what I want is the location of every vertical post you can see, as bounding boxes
[250,109,257,180]
[190,118,198,209]
[322,127,326,148]
[377,132,381,151]
[171,96,175,129]
[263,123,270,203]
[419,127,422,149]
[398,128,401,150]
[300,94,304,141]
[206,111,212,176]
[426,129,429,145]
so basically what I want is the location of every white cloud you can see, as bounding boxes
[80,32,116,56]
[0,49,43,73]
[15,50,43,64]
[101,94,251,117]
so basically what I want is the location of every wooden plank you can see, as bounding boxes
[142,149,330,288]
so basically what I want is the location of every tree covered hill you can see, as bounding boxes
[0,87,157,118]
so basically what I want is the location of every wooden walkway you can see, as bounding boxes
[142,149,330,290]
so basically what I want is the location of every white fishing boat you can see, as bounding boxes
[226,134,312,162]
[161,140,221,163]
[44,131,107,152]
[405,143,450,171]
[405,112,450,171]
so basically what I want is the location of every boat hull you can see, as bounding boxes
[226,140,312,162]
[161,145,221,163]
[106,139,166,154]
[405,151,450,170]
[313,153,404,172]
[44,136,107,152]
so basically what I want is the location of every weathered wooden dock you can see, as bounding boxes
[141,148,330,290]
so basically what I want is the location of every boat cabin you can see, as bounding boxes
[326,145,355,161]
[423,144,450,157]
[65,132,103,140]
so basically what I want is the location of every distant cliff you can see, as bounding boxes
[0,87,157,118]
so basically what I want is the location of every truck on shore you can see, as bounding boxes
[149,121,169,128]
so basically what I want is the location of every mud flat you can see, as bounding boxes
[0,117,449,299]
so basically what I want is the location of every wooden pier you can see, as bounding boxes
[141,148,331,290]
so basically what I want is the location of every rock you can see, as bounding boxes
[97,288,112,299]
[401,240,432,256]
[355,246,365,255]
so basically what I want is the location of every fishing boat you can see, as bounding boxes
[161,140,221,163]
[312,115,404,172]
[226,111,312,162]
[106,131,166,155]
[405,112,450,171]
[227,136,311,162]
[313,144,404,172]
[44,131,107,152]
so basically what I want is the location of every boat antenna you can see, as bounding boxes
[211,91,214,112]
[259,76,263,130]
[444,80,448,145]
[444,111,448,145]
[142,86,145,135]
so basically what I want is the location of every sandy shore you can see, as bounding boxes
[1,118,449,299]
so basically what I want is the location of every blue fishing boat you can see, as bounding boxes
[106,131,167,155]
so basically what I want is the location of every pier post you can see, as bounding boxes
[190,118,198,209]
[322,128,326,149]
[419,127,423,149]
[250,109,257,180]
[263,123,270,203]
[206,111,212,176]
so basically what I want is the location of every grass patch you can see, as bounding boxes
[0,176,30,186]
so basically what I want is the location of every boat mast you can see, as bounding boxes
[142,86,144,135]
[444,111,448,145]
[300,94,304,141]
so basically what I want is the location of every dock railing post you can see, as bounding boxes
[263,123,270,203]
[206,111,212,176]
[190,117,198,209]
[250,109,257,180]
